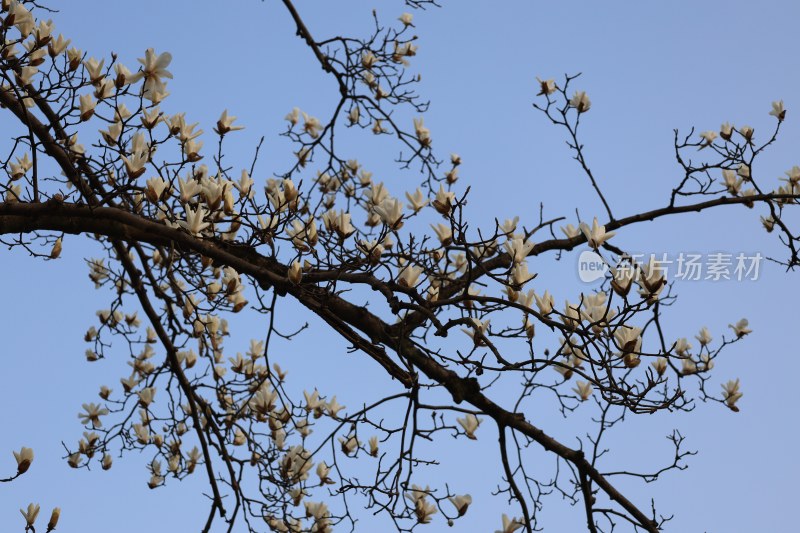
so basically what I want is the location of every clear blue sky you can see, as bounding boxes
[2,1,799,531]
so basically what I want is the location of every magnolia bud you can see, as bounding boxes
[47,507,61,531]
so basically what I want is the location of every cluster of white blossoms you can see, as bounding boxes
[694,101,800,218]
[18,502,59,531]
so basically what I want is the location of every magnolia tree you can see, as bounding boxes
[1,1,797,532]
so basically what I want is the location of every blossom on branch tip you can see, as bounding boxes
[456,413,481,439]
[503,236,535,264]
[729,318,752,338]
[695,327,712,346]
[78,93,96,121]
[9,152,32,180]
[47,507,60,530]
[431,222,452,246]
[178,205,211,236]
[20,503,40,528]
[17,65,37,85]
[720,122,734,141]
[462,318,490,346]
[129,48,173,103]
[580,217,615,249]
[500,216,519,236]
[49,34,70,57]
[397,264,423,288]
[138,387,156,407]
[698,130,717,149]
[432,184,455,216]
[722,379,743,411]
[573,380,593,401]
[13,446,33,474]
[536,77,557,96]
[406,188,428,212]
[449,494,472,516]
[284,107,299,126]
[561,223,581,239]
[769,100,786,121]
[287,260,302,285]
[373,197,404,229]
[674,337,692,357]
[495,514,525,533]
[348,105,360,125]
[338,434,359,456]
[78,403,109,428]
[413,117,431,146]
[302,112,322,138]
[83,57,104,84]
[145,176,169,203]
[569,91,591,113]
[652,357,668,376]
[533,290,554,315]
[214,109,244,135]
[368,436,379,457]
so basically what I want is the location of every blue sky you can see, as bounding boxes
[2,1,799,531]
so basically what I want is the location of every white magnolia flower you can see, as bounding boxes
[536,77,557,96]
[79,402,109,428]
[302,112,322,138]
[561,223,581,239]
[138,386,156,407]
[495,514,525,533]
[720,121,734,140]
[449,494,472,516]
[569,90,591,112]
[533,290,554,315]
[368,436,379,457]
[695,327,713,346]
[573,381,593,401]
[769,100,786,121]
[13,447,34,474]
[373,197,404,229]
[129,48,173,102]
[178,205,211,236]
[397,264,423,288]
[722,378,743,411]
[504,236,535,264]
[580,217,615,249]
[432,184,456,215]
[84,56,105,83]
[673,337,692,357]
[728,318,752,338]
[614,326,641,353]
[699,130,717,148]
[722,169,742,195]
[214,109,244,135]
[406,188,428,212]
[79,93,96,121]
[431,222,453,246]
[462,318,490,345]
[651,357,668,376]
[20,503,40,527]
[413,116,431,145]
[338,434,359,456]
[456,413,481,440]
